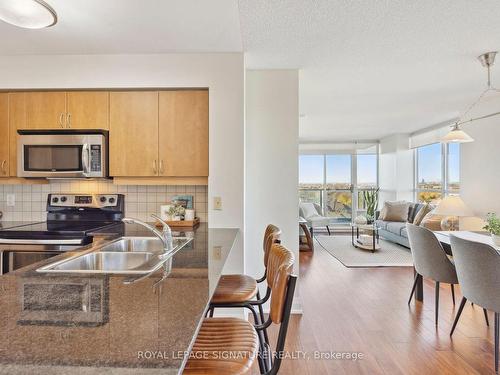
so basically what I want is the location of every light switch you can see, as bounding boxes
[213,246,222,260]
[6,194,15,207]
[213,196,222,210]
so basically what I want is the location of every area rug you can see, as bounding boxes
[315,235,413,268]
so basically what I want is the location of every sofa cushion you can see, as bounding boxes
[407,203,424,223]
[386,222,407,236]
[375,220,388,230]
[401,227,408,238]
[413,203,433,226]
[379,201,410,222]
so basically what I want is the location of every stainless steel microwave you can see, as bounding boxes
[17,130,108,178]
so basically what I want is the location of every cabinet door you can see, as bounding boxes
[66,91,109,129]
[0,94,9,176]
[109,91,159,176]
[25,91,66,129]
[158,90,208,176]
[8,93,26,176]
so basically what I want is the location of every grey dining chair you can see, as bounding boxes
[406,223,458,325]
[449,235,500,373]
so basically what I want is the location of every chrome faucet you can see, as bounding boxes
[122,215,174,253]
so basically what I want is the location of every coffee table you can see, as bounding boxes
[351,223,380,252]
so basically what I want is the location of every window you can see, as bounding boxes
[299,155,324,206]
[447,143,460,194]
[325,155,352,222]
[415,143,460,203]
[356,154,378,214]
[299,149,379,226]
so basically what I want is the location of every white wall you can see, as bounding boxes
[0,53,245,274]
[461,113,500,227]
[245,70,301,312]
[379,134,414,204]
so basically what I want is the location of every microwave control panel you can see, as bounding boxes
[90,145,102,172]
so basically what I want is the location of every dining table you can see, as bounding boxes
[413,230,498,302]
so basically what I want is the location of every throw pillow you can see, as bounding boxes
[407,205,415,223]
[379,201,410,222]
[420,210,444,231]
[413,203,433,226]
[300,203,318,219]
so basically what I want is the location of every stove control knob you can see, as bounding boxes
[108,197,116,204]
[100,196,107,203]
[60,196,67,203]
[52,197,59,203]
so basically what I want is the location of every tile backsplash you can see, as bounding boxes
[0,180,207,222]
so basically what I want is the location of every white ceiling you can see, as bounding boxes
[239,0,500,141]
[0,0,242,54]
[2,1,500,141]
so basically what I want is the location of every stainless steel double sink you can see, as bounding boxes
[37,237,192,275]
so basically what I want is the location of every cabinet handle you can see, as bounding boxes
[159,160,164,174]
[59,113,64,128]
[153,160,158,174]
[1,160,6,175]
[67,113,71,128]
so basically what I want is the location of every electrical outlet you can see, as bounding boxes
[212,246,222,260]
[6,194,15,207]
[213,196,222,210]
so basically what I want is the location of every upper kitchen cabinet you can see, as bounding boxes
[0,93,9,177]
[66,91,109,129]
[109,91,159,176]
[25,92,66,129]
[159,90,209,177]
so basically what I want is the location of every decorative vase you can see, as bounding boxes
[492,234,500,247]
[173,216,181,221]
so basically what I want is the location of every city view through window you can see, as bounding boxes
[416,142,460,203]
[299,153,378,224]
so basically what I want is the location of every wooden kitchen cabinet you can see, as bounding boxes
[8,93,25,176]
[25,91,66,129]
[66,91,109,129]
[159,90,208,176]
[109,91,159,176]
[0,93,9,176]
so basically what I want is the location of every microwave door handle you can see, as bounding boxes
[82,144,90,176]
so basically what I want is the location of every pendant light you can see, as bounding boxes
[443,51,500,143]
[0,0,57,29]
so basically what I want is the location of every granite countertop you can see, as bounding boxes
[0,223,239,374]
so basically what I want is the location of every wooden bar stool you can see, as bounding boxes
[207,224,281,327]
[184,243,297,375]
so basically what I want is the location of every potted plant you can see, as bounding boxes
[362,188,379,223]
[483,213,500,246]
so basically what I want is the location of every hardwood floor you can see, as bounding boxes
[251,237,496,374]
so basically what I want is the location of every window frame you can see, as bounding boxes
[414,142,460,202]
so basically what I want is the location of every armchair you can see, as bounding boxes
[299,202,332,236]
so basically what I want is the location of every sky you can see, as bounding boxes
[418,143,460,183]
[299,144,459,186]
[299,154,377,184]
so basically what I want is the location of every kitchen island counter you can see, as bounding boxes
[0,224,238,375]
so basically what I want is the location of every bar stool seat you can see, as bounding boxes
[183,317,259,375]
[211,274,258,304]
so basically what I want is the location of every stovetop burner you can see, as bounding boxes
[0,194,125,245]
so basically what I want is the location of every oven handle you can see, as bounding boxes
[0,238,85,245]
[82,144,90,176]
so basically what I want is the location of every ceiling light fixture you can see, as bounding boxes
[443,51,500,143]
[0,0,57,29]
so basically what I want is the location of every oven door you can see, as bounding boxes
[17,132,106,178]
[1,251,61,275]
